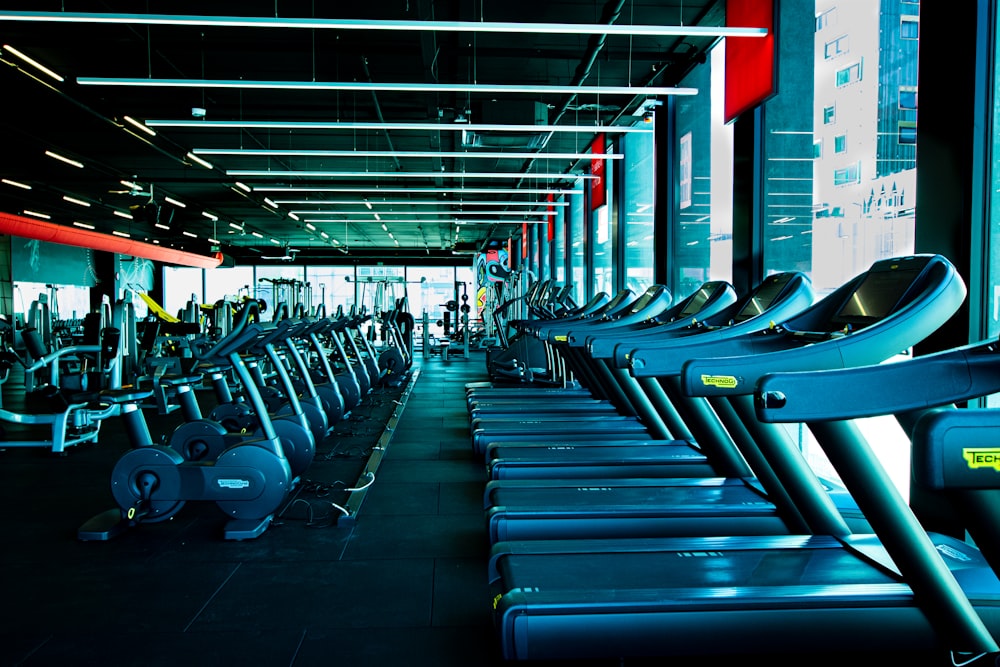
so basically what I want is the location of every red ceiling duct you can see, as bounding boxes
[0,211,224,269]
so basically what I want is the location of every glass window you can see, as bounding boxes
[762,0,918,495]
[307,266,356,315]
[835,60,864,87]
[824,34,849,59]
[591,142,615,296]
[673,40,733,297]
[162,267,204,320]
[255,265,306,319]
[622,128,656,292]
[537,219,550,282]
[568,185,586,303]
[900,17,919,40]
[551,202,566,284]
[204,266,254,307]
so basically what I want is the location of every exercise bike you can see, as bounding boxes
[78,321,295,542]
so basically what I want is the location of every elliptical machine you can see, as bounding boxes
[78,320,296,542]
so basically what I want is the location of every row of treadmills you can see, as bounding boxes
[466,253,1000,662]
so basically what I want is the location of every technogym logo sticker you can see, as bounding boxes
[700,374,738,389]
[962,448,1000,472]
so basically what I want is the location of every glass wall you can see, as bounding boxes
[622,128,656,292]
[591,142,615,297]
[764,1,917,294]
[755,0,920,500]
[551,202,566,284]
[673,41,734,299]
[568,186,586,303]
[307,266,355,315]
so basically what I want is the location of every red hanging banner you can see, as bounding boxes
[521,221,528,259]
[590,133,606,210]
[546,193,555,241]
[724,0,776,124]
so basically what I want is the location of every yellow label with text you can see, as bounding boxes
[963,448,1000,472]
[554,335,568,342]
[700,374,738,389]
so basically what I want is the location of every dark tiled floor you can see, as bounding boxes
[0,352,512,667]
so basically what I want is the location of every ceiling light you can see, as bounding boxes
[164,196,186,207]
[122,115,157,136]
[263,198,278,208]
[255,186,582,195]
[197,148,624,160]
[275,199,566,207]
[270,238,281,245]
[331,239,340,245]
[2,43,63,82]
[155,223,171,230]
[62,195,91,207]
[364,199,372,210]
[0,12,768,38]
[291,210,547,217]
[120,179,142,190]
[113,210,133,219]
[304,222,316,231]
[112,230,131,238]
[23,209,50,219]
[145,120,653,134]
[185,151,213,169]
[302,217,530,225]
[251,231,264,238]
[287,212,300,221]
[233,181,252,192]
[2,178,31,190]
[381,223,388,231]
[73,221,95,229]
[207,237,220,244]
[97,72,689,95]
[374,213,381,222]
[201,211,218,221]
[228,222,243,231]
[45,150,84,168]
[320,231,329,239]
[228,170,590,180]
[182,230,197,238]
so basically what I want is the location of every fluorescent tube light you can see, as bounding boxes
[274,199,567,207]
[80,77,695,98]
[233,181,252,192]
[2,178,31,190]
[73,221,95,229]
[2,43,63,81]
[62,195,91,207]
[144,120,652,134]
[122,115,156,136]
[201,211,219,221]
[164,196,186,207]
[228,170,590,180]
[45,150,84,168]
[185,151,213,169]
[113,210,133,219]
[23,210,50,219]
[112,230,131,238]
[0,12,767,38]
[254,186,582,195]
[196,148,623,160]
[182,230,197,238]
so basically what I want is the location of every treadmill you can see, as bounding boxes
[487,254,1000,661]
[481,259,950,541]
[480,269,826,480]
[468,282,734,421]
[469,286,678,455]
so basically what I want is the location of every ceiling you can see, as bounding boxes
[0,0,724,266]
